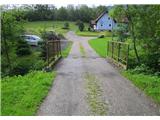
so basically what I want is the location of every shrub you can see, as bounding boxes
[11,54,44,76]
[88,27,91,31]
[62,22,69,29]
[75,20,81,25]
[78,21,85,31]
[41,31,60,40]
[98,35,104,38]
[57,33,65,39]
[16,39,31,56]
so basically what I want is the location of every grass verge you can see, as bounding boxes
[1,71,56,115]
[85,72,107,115]
[88,37,111,57]
[79,42,86,57]
[122,70,160,104]
[62,41,73,58]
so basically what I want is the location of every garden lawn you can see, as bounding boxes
[24,21,78,35]
[122,71,160,104]
[88,37,111,57]
[1,71,56,115]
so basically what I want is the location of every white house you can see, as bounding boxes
[90,11,117,31]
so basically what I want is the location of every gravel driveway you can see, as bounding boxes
[37,31,160,116]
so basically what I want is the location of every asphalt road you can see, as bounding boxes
[37,31,160,116]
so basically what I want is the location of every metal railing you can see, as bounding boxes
[107,41,129,69]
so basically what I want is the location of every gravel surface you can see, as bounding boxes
[37,31,160,116]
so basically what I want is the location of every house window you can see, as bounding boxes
[108,17,110,20]
[109,24,111,27]
[101,24,103,26]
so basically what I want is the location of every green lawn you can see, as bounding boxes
[62,41,73,57]
[122,71,160,103]
[24,21,78,35]
[1,71,56,115]
[76,30,112,37]
[88,37,111,57]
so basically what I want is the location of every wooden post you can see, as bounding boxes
[46,42,49,66]
[59,40,61,56]
[126,44,130,70]
[118,43,121,62]
[107,41,109,57]
[112,42,114,58]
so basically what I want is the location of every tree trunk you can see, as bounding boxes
[126,5,140,64]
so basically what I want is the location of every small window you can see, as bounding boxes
[101,24,103,26]
[108,17,110,20]
[109,24,111,27]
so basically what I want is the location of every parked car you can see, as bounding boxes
[21,35,43,46]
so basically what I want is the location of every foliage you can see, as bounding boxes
[88,37,111,57]
[11,53,45,76]
[61,41,73,58]
[109,5,160,72]
[1,71,56,115]
[62,22,69,29]
[16,39,32,56]
[78,21,85,31]
[113,23,128,41]
[122,70,160,103]
[14,4,108,23]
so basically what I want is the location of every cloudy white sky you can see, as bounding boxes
[2,0,160,7]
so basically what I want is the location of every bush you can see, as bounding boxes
[129,64,153,74]
[41,31,60,40]
[88,27,91,31]
[98,35,104,38]
[11,54,45,76]
[62,22,69,29]
[78,21,85,31]
[16,40,31,56]
[75,20,81,25]
[57,33,65,39]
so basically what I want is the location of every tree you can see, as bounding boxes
[78,21,85,31]
[1,7,24,73]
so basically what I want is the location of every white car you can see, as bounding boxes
[22,35,43,46]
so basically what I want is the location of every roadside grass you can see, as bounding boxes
[1,71,56,115]
[88,37,111,57]
[79,42,86,57]
[85,72,107,115]
[76,30,112,37]
[24,21,78,35]
[122,71,160,104]
[62,41,73,58]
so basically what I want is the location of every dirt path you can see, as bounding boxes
[37,31,160,115]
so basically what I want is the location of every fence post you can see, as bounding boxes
[59,40,61,56]
[118,43,121,62]
[46,41,49,66]
[126,44,129,70]
[107,41,109,57]
[112,42,114,58]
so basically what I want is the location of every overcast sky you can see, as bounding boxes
[2,0,160,7]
